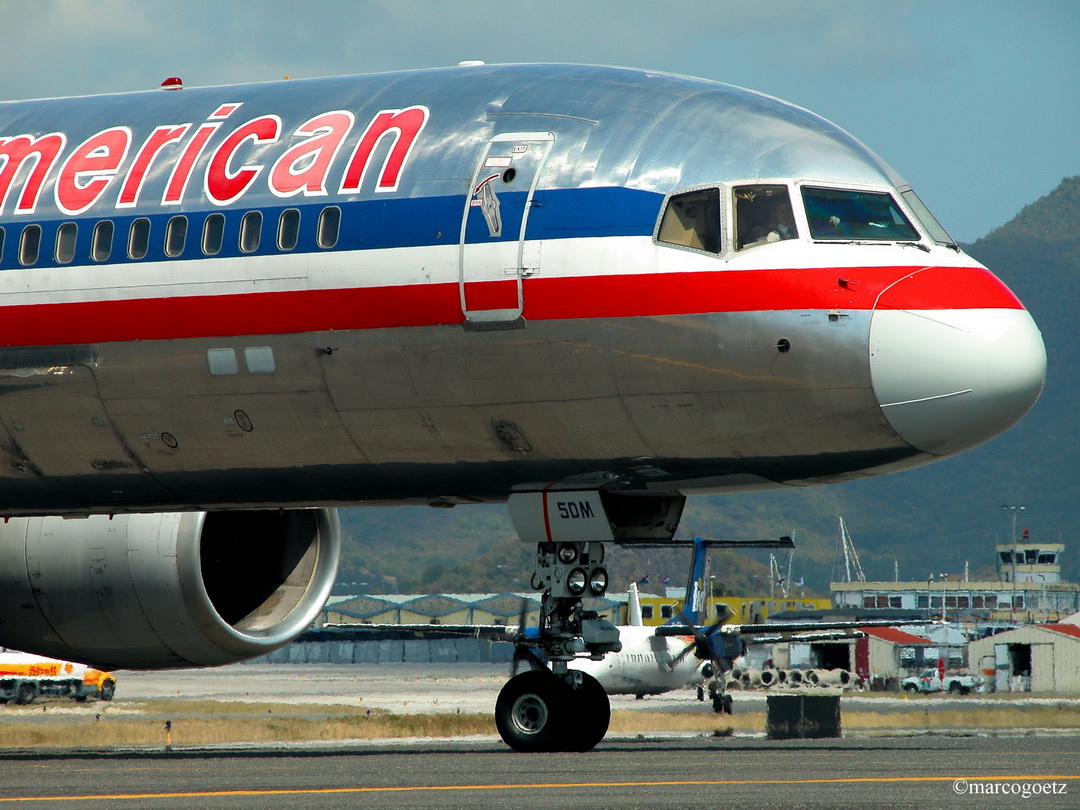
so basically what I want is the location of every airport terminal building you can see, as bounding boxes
[830,537,1079,625]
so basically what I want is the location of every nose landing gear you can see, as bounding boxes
[496,488,685,752]
[497,539,620,752]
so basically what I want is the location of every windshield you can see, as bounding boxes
[656,187,722,254]
[802,186,919,241]
[900,188,956,246]
[734,184,797,250]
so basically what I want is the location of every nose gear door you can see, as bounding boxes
[459,131,553,325]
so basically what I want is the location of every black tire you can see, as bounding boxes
[15,683,36,705]
[565,672,610,752]
[948,681,962,694]
[712,693,733,715]
[495,671,570,753]
[99,680,116,701]
[904,683,919,694]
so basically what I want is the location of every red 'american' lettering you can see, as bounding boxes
[0,103,430,216]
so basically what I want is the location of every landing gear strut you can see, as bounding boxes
[497,539,620,752]
[497,488,685,751]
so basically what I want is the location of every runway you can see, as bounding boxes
[1,664,1078,808]
[1,735,1077,809]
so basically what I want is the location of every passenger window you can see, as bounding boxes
[277,208,300,251]
[207,348,238,375]
[802,186,919,241]
[239,211,262,253]
[317,206,340,249]
[92,221,114,261]
[203,213,225,255]
[734,185,797,250]
[656,188,721,253]
[165,215,188,257]
[55,222,78,264]
[128,218,151,259]
[244,346,276,373]
[0,226,6,264]
[19,225,42,266]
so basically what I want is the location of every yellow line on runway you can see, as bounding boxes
[3,775,1079,803]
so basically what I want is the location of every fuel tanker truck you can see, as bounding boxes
[0,649,116,705]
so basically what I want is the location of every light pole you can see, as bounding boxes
[937,572,948,687]
[1001,505,1026,580]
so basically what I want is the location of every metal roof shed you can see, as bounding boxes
[968,624,1080,693]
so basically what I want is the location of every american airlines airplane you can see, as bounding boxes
[0,62,1045,752]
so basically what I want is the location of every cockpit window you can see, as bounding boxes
[900,188,955,246]
[735,185,797,250]
[657,188,721,254]
[803,187,919,241]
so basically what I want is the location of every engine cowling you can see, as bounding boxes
[0,509,339,669]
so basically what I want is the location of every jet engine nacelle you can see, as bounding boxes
[0,509,339,670]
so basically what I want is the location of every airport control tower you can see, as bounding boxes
[997,528,1065,584]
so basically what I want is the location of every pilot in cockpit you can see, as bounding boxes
[735,185,798,249]
[765,204,796,242]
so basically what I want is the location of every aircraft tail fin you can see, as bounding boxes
[666,536,709,628]
[627,581,643,626]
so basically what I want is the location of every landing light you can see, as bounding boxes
[567,568,587,596]
[557,544,578,564]
[589,568,608,596]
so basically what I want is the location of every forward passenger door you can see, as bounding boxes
[459,132,553,325]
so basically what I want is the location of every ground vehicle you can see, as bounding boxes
[0,649,116,704]
[902,669,978,695]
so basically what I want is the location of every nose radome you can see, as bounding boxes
[870,301,1046,457]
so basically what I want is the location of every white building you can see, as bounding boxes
[968,623,1080,693]
[831,533,1078,624]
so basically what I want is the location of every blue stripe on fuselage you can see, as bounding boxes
[0,187,662,271]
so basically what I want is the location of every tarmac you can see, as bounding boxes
[108,661,1080,717]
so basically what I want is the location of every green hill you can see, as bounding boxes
[337,178,1080,595]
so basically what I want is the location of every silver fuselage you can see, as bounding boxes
[0,64,1045,514]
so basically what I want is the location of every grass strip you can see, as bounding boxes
[1,703,1078,749]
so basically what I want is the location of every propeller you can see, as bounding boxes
[666,603,736,670]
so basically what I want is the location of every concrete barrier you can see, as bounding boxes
[766,693,842,739]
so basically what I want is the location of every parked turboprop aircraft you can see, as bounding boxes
[342,537,793,704]
[0,62,1045,752]
[566,536,788,705]
[567,537,919,720]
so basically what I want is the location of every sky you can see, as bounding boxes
[0,0,1076,243]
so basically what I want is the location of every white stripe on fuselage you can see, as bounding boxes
[0,235,972,308]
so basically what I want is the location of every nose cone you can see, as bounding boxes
[870,273,1046,456]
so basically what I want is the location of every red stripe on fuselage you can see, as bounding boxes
[0,265,1021,348]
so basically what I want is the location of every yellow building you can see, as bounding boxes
[636,594,832,626]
